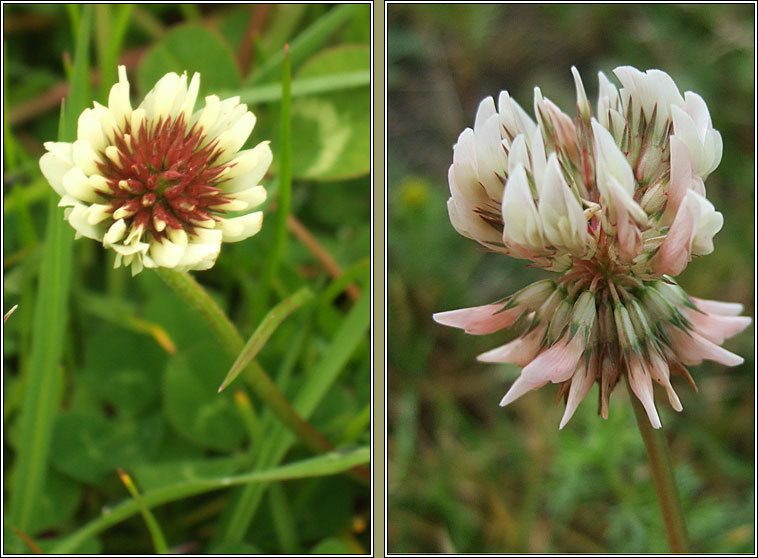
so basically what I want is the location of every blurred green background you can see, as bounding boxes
[3,4,370,554]
[387,4,754,554]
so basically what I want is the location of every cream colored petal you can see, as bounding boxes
[181,72,201,123]
[63,166,103,203]
[506,134,529,177]
[475,113,508,200]
[40,149,74,196]
[103,218,128,245]
[149,236,186,268]
[67,203,106,241]
[215,111,256,163]
[218,212,263,242]
[230,185,267,209]
[130,108,147,136]
[498,90,536,145]
[85,203,112,225]
[177,230,223,271]
[77,107,108,153]
[502,164,543,250]
[72,139,103,176]
[539,153,587,252]
[194,95,221,133]
[108,65,133,127]
[223,141,273,183]
[111,241,150,256]
[148,72,182,122]
[474,96,497,133]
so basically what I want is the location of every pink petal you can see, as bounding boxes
[559,356,597,429]
[477,321,548,366]
[499,374,547,407]
[433,302,524,335]
[627,353,662,429]
[653,191,697,276]
[647,348,682,412]
[683,307,752,345]
[616,204,643,262]
[663,136,693,223]
[691,296,744,316]
[664,323,744,367]
[520,331,586,385]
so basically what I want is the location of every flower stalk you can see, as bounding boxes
[155,268,332,455]
[626,377,690,553]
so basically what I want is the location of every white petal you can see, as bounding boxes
[502,164,543,249]
[223,141,273,183]
[63,167,102,203]
[130,108,147,136]
[474,96,497,133]
[103,219,127,245]
[506,134,529,176]
[85,203,112,225]
[218,212,263,242]
[177,229,223,271]
[72,139,103,176]
[148,72,182,122]
[539,153,587,252]
[108,65,132,127]
[217,185,267,211]
[216,111,256,163]
[194,95,221,133]
[672,105,707,176]
[40,147,74,196]
[181,72,201,123]
[475,113,508,200]
[498,90,537,145]
[77,107,108,153]
[149,235,186,268]
[66,203,105,241]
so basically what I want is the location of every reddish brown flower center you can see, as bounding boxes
[95,113,232,241]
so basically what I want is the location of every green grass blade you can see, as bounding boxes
[95,4,132,102]
[223,69,371,105]
[117,469,170,554]
[219,287,312,392]
[8,5,93,532]
[246,3,363,85]
[50,447,369,554]
[216,284,371,543]
[269,483,298,553]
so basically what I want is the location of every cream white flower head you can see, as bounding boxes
[40,65,271,275]
[436,65,750,429]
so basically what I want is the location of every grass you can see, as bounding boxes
[387,4,754,554]
[3,4,371,554]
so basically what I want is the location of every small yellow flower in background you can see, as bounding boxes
[435,65,751,429]
[40,65,271,275]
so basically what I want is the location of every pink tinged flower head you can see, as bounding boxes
[652,190,723,276]
[437,65,749,430]
[501,164,545,253]
[539,153,590,256]
[40,65,271,275]
[627,352,662,429]
[671,92,723,180]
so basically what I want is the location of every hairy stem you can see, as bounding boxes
[155,268,332,454]
[626,378,690,553]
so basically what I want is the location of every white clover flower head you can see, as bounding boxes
[436,65,750,429]
[40,65,271,275]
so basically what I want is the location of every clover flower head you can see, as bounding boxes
[40,65,271,275]
[436,65,750,429]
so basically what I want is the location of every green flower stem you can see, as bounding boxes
[626,378,690,553]
[155,268,332,454]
